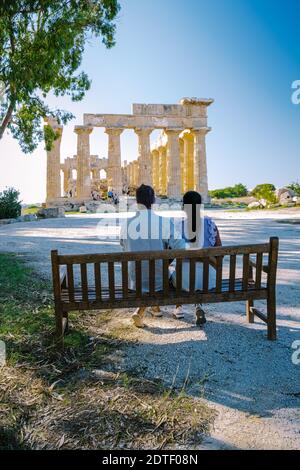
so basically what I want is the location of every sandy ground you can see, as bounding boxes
[0,207,299,449]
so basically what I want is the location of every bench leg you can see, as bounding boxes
[63,311,69,334]
[267,296,277,341]
[246,299,254,323]
[55,304,64,349]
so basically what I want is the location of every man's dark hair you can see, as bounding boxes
[136,184,155,209]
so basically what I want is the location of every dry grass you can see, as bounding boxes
[0,253,216,450]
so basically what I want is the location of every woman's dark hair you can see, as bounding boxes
[136,184,155,209]
[182,191,202,243]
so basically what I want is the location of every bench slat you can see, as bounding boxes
[243,254,250,291]
[229,254,236,292]
[149,260,155,296]
[60,284,268,311]
[67,264,75,302]
[57,243,270,265]
[255,252,263,289]
[176,258,182,294]
[108,262,115,301]
[189,258,195,294]
[135,260,142,298]
[203,258,209,293]
[60,278,262,302]
[81,263,88,302]
[216,256,223,293]
[122,261,129,299]
[94,262,101,301]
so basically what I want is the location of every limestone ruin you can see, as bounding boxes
[45,98,213,206]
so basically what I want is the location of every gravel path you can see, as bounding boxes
[0,208,299,449]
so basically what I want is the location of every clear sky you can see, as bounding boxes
[0,0,300,203]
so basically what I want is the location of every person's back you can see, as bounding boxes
[171,190,222,324]
[121,185,185,326]
[121,208,183,292]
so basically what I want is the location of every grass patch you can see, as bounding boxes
[0,253,215,449]
[22,205,40,215]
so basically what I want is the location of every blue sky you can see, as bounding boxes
[0,0,299,203]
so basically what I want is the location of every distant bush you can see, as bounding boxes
[0,187,22,219]
[209,183,248,199]
[251,184,277,204]
[251,184,275,197]
[287,181,300,196]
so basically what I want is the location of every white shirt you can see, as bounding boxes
[120,209,185,292]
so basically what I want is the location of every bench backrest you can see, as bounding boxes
[51,237,278,309]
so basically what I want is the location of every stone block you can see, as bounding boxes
[0,218,18,225]
[17,214,38,222]
[37,207,65,218]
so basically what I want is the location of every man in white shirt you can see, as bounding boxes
[121,185,185,327]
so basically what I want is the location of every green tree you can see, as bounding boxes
[0,187,22,219]
[251,184,277,204]
[0,0,120,152]
[287,181,300,196]
[209,183,248,199]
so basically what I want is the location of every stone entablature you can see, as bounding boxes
[45,98,213,205]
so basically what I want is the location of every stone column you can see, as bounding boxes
[45,118,63,203]
[135,128,153,186]
[105,128,123,194]
[129,162,134,186]
[182,131,195,191]
[193,128,210,202]
[158,146,167,196]
[165,129,182,198]
[91,168,100,181]
[180,139,185,194]
[74,126,93,199]
[134,161,139,186]
[62,166,71,195]
[151,149,160,192]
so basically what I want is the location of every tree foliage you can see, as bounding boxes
[209,183,248,199]
[287,181,300,196]
[0,0,120,152]
[0,187,22,219]
[251,183,277,204]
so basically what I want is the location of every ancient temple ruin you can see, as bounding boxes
[45,98,213,206]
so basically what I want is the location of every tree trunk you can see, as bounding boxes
[0,101,14,140]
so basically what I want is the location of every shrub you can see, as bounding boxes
[251,184,276,198]
[209,183,248,199]
[0,188,22,219]
[287,181,300,196]
[251,184,277,204]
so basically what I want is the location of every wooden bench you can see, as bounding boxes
[51,237,279,347]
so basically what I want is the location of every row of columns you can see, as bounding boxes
[125,128,210,201]
[74,126,210,200]
[46,122,209,203]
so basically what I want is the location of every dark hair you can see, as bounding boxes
[136,184,155,209]
[182,191,202,242]
[183,190,202,206]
